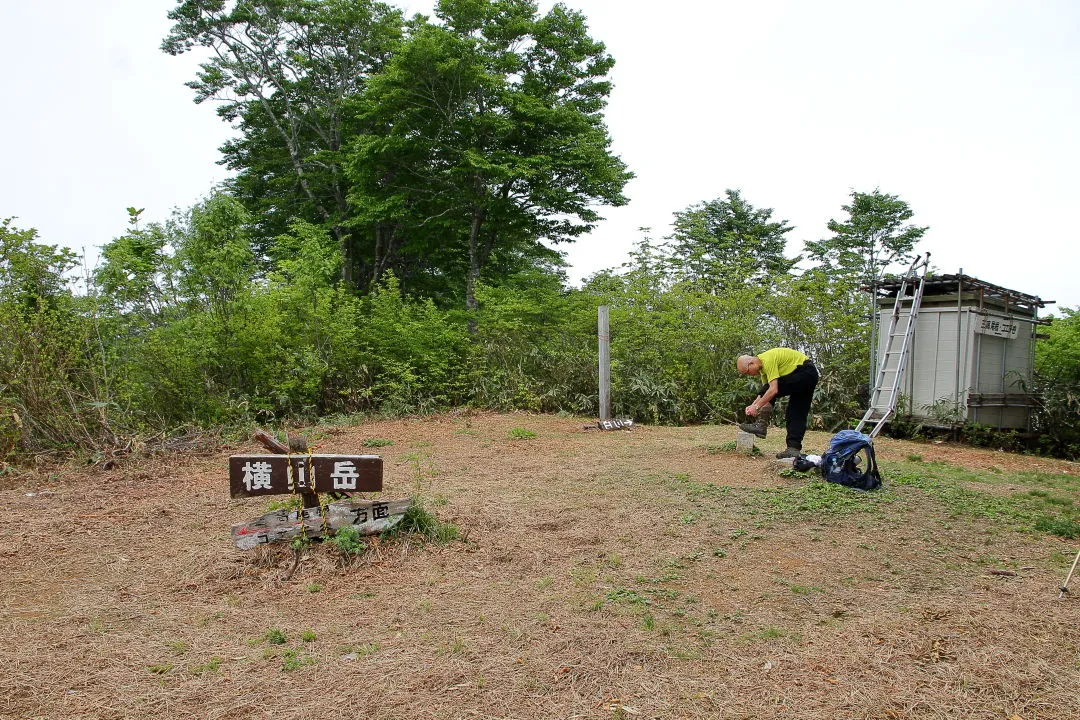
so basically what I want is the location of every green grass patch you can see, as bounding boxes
[190,657,222,675]
[264,628,287,645]
[739,626,800,644]
[382,499,460,543]
[265,496,302,512]
[281,649,314,672]
[887,461,1080,538]
[606,588,649,607]
[328,526,368,557]
[663,472,730,501]
[507,427,537,440]
[737,479,884,523]
[362,438,395,448]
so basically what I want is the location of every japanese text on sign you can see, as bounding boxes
[228,454,383,497]
[974,314,1019,339]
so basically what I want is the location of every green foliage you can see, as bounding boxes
[264,628,287,645]
[805,189,927,287]
[281,648,314,672]
[507,427,536,440]
[163,0,405,285]
[468,269,596,414]
[741,480,882,522]
[327,526,368,557]
[888,461,1080,536]
[385,499,460,543]
[167,0,630,309]
[1034,308,1080,458]
[1034,515,1080,539]
[347,0,631,311]
[668,189,797,293]
[0,219,122,452]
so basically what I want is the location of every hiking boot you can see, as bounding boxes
[738,405,772,438]
[775,447,801,459]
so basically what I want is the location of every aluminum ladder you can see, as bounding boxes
[856,253,931,438]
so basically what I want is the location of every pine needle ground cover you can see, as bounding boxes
[2,413,1078,720]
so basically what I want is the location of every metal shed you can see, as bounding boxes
[875,273,1049,430]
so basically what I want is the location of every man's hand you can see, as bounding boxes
[745,404,759,418]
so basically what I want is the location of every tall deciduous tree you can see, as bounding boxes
[806,188,927,387]
[346,0,632,315]
[95,208,178,321]
[805,189,927,290]
[668,189,797,292]
[162,0,405,285]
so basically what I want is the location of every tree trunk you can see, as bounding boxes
[371,222,398,289]
[466,206,487,333]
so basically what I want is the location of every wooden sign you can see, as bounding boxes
[974,313,1020,339]
[231,497,411,550]
[228,454,382,498]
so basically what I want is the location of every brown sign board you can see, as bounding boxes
[228,454,382,498]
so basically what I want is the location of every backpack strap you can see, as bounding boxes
[863,441,882,488]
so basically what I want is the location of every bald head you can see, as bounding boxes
[736,354,761,376]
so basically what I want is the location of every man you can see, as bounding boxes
[736,348,819,459]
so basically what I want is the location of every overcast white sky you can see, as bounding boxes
[2,0,1078,309]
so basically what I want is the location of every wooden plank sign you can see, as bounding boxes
[231,498,411,550]
[228,454,382,498]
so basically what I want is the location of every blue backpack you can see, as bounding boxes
[819,430,882,491]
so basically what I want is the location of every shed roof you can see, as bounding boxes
[876,273,1048,314]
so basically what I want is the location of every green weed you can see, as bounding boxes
[328,526,368,557]
[190,657,222,675]
[281,649,314,672]
[266,495,302,512]
[606,588,649,606]
[264,628,287,645]
[507,427,537,440]
[383,499,460,543]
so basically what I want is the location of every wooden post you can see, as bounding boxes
[598,305,611,421]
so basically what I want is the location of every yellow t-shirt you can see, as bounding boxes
[758,348,808,384]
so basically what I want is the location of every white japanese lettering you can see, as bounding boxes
[242,461,273,492]
[331,461,361,490]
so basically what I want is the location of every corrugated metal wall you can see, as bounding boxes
[876,307,1034,429]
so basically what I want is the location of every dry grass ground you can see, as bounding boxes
[2,412,1079,720]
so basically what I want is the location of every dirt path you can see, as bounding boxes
[2,413,1078,720]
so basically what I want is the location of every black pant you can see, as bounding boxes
[757,360,819,450]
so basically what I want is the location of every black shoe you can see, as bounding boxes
[775,447,801,459]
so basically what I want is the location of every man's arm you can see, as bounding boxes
[745,379,779,417]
